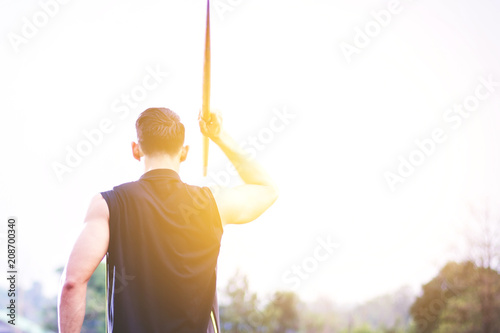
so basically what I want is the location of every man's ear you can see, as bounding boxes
[131,142,144,161]
[180,145,189,163]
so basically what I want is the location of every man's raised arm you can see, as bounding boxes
[199,111,279,226]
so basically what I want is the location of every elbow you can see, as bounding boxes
[61,279,77,292]
[59,278,87,306]
[60,276,86,294]
[60,280,78,296]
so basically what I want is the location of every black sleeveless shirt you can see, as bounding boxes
[101,169,223,332]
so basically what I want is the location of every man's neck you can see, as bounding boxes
[143,154,180,174]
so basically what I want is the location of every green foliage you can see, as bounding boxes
[41,303,58,333]
[435,290,481,333]
[220,270,265,332]
[264,291,300,332]
[339,323,384,333]
[299,310,331,332]
[410,261,500,333]
[220,270,418,333]
[83,263,106,333]
[410,261,473,333]
[220,271,301,332]
[297,298,343,333]
[299,311,326,333]
[41,267,64,331]
[350,286,413,331]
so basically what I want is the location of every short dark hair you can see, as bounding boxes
[136,108,185,156]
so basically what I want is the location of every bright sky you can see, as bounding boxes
[1,0,500,307]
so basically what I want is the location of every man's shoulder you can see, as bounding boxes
[114,180,141,190]
[100,180,141,200]
[113,179,144,191]
[183,182,215,197]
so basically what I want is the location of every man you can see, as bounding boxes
[58,107,279,332]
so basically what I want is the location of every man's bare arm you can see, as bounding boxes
[199,111,279,226]
[58,194,109,333]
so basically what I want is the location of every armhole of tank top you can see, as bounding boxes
[204,187,223,236]
[105,257,109,333]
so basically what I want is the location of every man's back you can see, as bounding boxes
[102,169,222,332]
[58,108,278,333]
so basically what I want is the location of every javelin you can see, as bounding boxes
[201,0,211,177]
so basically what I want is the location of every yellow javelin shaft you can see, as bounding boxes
[202,0,211,177]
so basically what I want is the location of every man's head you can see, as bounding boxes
[132,108,188,164]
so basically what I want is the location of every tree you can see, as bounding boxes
[348,286,414,331]
[410,261,500,333]
[220,270,264,332]
[300,310,327,333]
[219,271,301,333]
[410,261,474,333]
[435,267,500,333]
[412,199,500,333]
[465,201,500,333]
[83,263,106,333]
[465,200,500,271]
[299,297,343,333]
[435,289,482,333]
[339,323,384,333]
[264,291,300,333]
